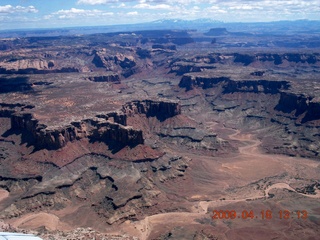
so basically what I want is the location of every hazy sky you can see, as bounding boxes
[0,0,319,30]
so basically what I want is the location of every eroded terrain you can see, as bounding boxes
[0,28,320,239]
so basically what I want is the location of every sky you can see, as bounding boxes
[0,0,319,30]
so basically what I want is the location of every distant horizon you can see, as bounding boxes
[0,18,319,32]
[0,0,319,30]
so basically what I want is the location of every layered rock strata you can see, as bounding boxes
[10,112,142,150]
[85,73,120,83]
[122,99,181,121]
[171,53,320,70]
[275,92,320,123]
[6,100,181,150]
[179,74,289,93]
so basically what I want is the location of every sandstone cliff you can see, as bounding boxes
[92,50,137,78]
[85,73,120,83]
[122,99,181,121]
[275,92,320,123]
[179,74,289,93]
[8,100,181,150]
[10,112,142,150]
[171,53,320,75]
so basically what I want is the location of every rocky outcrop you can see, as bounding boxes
[179,75,228,90]
[92,50,137,78]
[92,52,106,68]
[304,100,320,123]
[204,28,229,36]
[236,53,320,66]
[0,103,34,117]
[224,79,290,94]
[172,53,320,71]
[136,48,151,59]
[0,76,33,93]
[122,100,181,121]
[8,100,181,150]
[152,44,177,51]
[179,74,289,93]
[171,37,194,45]
[92,51,136,69]
[275,92,310,115]
[275,92,320,123]
[10,111,141,150]
[0,58,79,74]
[0,59,50,71]
[86,73,120,83]
[115,55,136,69]
[158,127,233,154]
[89,121,143,147]
[234,53,256,66]
[11,113,77,150]
[170,62,215,75]
[133,29,193,45]
[96,111,127,126]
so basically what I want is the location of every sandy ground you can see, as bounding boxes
[8,213,63,231]
[0,189,9,203]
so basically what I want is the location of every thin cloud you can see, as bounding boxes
[127,11,138,15]
[77,0,118,5]
[133,3,172,10]
[0,5,38,14]
[46,8,113,19]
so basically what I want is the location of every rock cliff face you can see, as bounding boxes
[224,79,290,94]
[179,74,289,93]
[0,60,79,74]
[171,53,320,75]
[170,62,215,75]
[10,112,142,150]
[275,92,310,116]
[92,51,138,77]
[86,74,120,83]
[257,53,319,65]
[304,100,320,123]
[0,76,33,93]
[0,103,34,117]
[152,44,177,51]
[204,28,229,36]
[232,53,320,66]
[275,92,320,123]
[89,121,143,148]
[0,59,51,72]
[122,100,181,121]
[8,100,181,150]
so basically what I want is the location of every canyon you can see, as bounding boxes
[0,26,320,239]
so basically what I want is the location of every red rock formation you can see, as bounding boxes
[179,74,289,93]
[122,100,181,121]
[10,113,141,150]
[9,100,181,150]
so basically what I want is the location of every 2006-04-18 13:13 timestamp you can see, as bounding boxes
[212,210,308,220]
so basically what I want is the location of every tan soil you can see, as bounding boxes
[0,189,9,202]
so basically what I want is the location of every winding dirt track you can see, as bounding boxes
[118,128,320,240]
